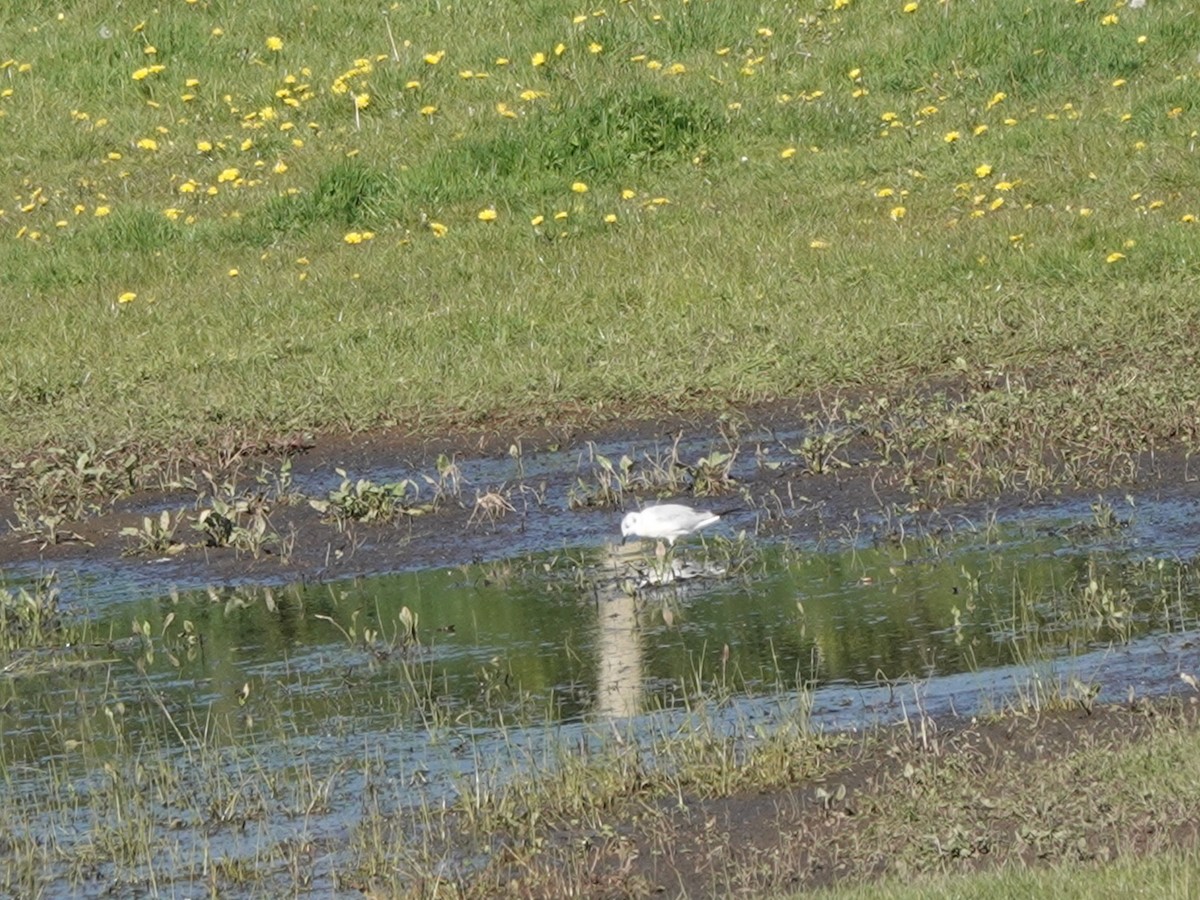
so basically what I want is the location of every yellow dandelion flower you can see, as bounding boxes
[571,181,589,194]
[137,137,158,151]
[477,208,498,222]
[989,197,1004,211]
[890,206,906,221]
[496,102,517,119]
[131,67,152,81]
[162,208,181,220]
[944,130,960,143]
[847,68,861,80]
[519,89,546,101]
[273,160,288,174]
[118,291,136,304]
[1105,252,1125,263]
[344,231,363,244]
[423,50,445,65]
[603,213,617,224]
[554,211,568,221]
[531,214,545,226]
[265,36,283,52]
[211,27,224,37]
[531,51,547,67]
[420,105,438,116]
[197,139,213,152]
[621,188,636,200]
[218,167,240,182]
[903,2,918,12]
[430,221,447,237]
[809,239,831,249]
[876,188,894,198]
[975,164,993,178]
[354,93,370,110]
[94,206,111,217]
[780,147,796,159]
[986,91,1006,109]
[1101,13,1118,26]
[554,43,566,57]
[589,42,603,54]
[1181,214,1196,223]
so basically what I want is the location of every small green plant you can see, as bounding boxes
[568,448,634,509]
[120,509,186,556]
[309,469,433,525]
[194,494,280,557]
[793,431,853,476]
[686,448,737,495]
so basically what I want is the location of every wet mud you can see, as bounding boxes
[2,405,1194,596]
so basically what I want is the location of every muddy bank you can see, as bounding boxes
[483,698,1200,898]
[1,403,1194,595]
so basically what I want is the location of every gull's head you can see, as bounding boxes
[620,511,639,543]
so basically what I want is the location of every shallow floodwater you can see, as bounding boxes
[2,491,1199,895]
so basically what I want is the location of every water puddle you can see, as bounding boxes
[2,489,1199,894]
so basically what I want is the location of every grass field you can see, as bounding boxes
[1,0,1197,475]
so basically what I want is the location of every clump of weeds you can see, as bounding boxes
[570,435,741,509]
[3,441,149,537]
[194,493,285,558]
[309,469,434,528]
[120,508,187,556]
[0,573,64,652]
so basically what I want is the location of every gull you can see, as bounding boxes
[620,503,729,546]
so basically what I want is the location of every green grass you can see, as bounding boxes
[815,849,1200,900]
[0,0,1198,478]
